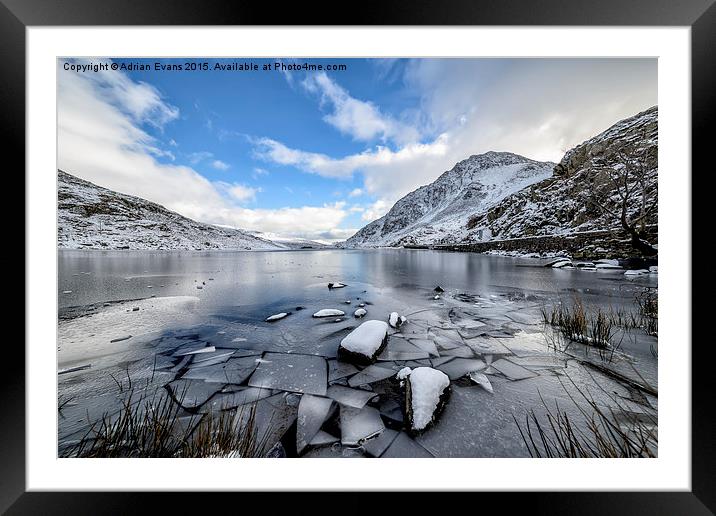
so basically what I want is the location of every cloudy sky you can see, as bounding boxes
[57,58,656,242]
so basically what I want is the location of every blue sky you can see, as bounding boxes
[58,58,657,241]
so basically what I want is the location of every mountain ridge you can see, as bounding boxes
[58,170,285,251]
[344,151,555,247]
[344,106,657,255]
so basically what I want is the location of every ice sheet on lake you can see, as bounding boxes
[173,343,215,356]
[167,379,221,409]
[310,430,339,447]
[181,355,259,384]
[201,387,275,412]
[340,405,385,445]
[437,358,487,380]
[381,431,433,458]
[328,359,360,381]
[490,358,538,381]
[408,339,439,356]
[296,394,335,454]
[327,384,379,408]
[430,356,455,367]
[188,350,236,368]
[438,346,476,358]
[463,337,512,355]
[248,352,327,396]
[362,428,399,457]
[347,364,397,387]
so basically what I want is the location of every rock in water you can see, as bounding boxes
[313,309,346,318]
[338,320,389,365]
[398,367,451,434]
[434,285,444,293]
[265,312,289,322]
[328,282,346,289]
[388,312,407,328]
[353,308,367,318]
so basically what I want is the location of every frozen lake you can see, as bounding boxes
[58,249,658,458]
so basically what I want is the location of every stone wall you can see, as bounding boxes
[406,227,658,260]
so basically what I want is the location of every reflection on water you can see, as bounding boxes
[59,249,655,310]
[57,249,657,458]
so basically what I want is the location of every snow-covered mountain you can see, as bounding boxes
[58,170,284,251]
[248,231,331,249]
[344,152,555,247]
[344,107,657,250]
[463,106,657,242]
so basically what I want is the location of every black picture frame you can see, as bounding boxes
[5,0,711,512]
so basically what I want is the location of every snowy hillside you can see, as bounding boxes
[463,106,658,242]
[249,231,331,249]
[344,152,554,247]
[57,170,284,251]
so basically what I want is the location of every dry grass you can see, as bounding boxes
[64,384,272,458]
[541,298,614,349]
[514,377,657,458]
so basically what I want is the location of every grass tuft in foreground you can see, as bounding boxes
[64,384,271,458]
[513,377,657,458]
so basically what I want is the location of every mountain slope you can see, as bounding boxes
[344,152,554,247]
[463,106,657,243]
[57,170,284,251]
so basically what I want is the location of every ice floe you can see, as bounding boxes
[468,371,494,394]
[296,394,335,454]
[327,384,378,408]
[266,312,289,322]
[248,352,328,396]
[340,405,385,445]
[436,358,486,380]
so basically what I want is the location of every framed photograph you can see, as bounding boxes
[7,0,711,511]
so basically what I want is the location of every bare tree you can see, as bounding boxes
[588,150,657,256]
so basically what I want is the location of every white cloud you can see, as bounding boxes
[187,151,213,164]
[258,59,657,223]
[214,182,261,203]
[58,60,351,241]
[348,188,363,198]
[211,159,231,171]
[302,72,419,144]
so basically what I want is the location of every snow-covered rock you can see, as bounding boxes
[388,312,407,328]
[338,320,389,365]
[624,269,650,276]
[353,308,367,318]
[548,259,573,268]
[266,312,289,322]
[57,170,285,251]
[327,282,346,289]
[649,266,658,274]
[313,309,346,318]
[398,367,451,434]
